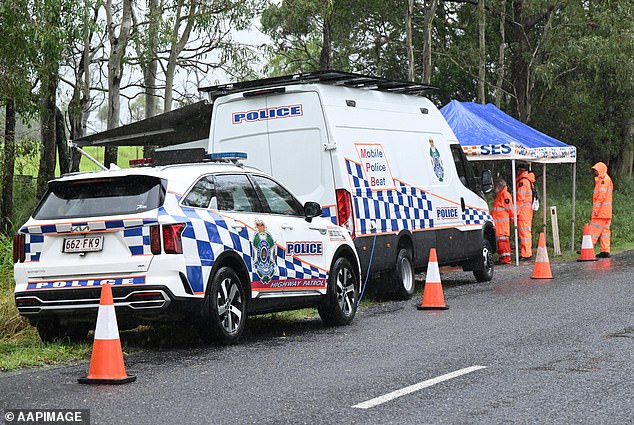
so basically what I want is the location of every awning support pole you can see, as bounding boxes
[571,162,577,251]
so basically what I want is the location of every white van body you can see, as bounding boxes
[205,75,496,297]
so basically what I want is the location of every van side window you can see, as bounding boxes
[214,174,261,212]
[182,175,215,208]
[251,175,305,216]
[450,145,477,192]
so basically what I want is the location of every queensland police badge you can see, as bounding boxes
[429,138,444,182]
[253,219,276,283]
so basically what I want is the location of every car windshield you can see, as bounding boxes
[33,175,165,219]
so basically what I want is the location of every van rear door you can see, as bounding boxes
[265,91,336,222]
[212,97,272,173]
[213,91,337,224]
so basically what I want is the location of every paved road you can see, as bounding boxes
[1,252,633,424]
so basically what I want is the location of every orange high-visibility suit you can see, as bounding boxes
[492,184,514,264]
[590,162,613,254]
[516,169,536,259]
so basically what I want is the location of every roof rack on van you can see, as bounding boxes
[199,71,436,100]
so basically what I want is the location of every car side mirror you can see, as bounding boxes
[304,201,322,222]
[481,169,493,193]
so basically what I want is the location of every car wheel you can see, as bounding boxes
[473,239,494,282]
[198,267,247,345]
[318,257,358,326]
[392,248,416,300]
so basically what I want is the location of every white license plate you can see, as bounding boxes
[63,236,104,253]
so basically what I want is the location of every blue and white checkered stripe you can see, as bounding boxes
[253,246,328,282]
[24,234,44,262]
[159,194,251,294]
[346,159,434,234]
[123,226,152,256]
[159,192,328,293]
[321,205,337,225]
[19,218,158,261]
[462,208,492,225]
[19,218,157,235]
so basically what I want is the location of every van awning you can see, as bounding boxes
[74,100,212,147]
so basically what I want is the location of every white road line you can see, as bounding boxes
[352,365,487,409]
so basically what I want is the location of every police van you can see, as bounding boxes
[13,154,361,343]
[201,71,496,298]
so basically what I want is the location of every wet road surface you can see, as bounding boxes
[1,252,632,424]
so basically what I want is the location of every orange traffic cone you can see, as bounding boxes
[78,284,136,384]
[577,224,597,262]
[531,233,553,279]
[417,248,448,310]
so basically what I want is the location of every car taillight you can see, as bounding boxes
[150,225,161,254]
[162,223,184,254]
[13,234,25,263]
[336,189,355,239]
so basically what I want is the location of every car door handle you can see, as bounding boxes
[231,224,245,231]
[281,223,294,230]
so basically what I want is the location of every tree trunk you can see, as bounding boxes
[613,113,634,181]
[56,107,69,174]
[319,17,332,71]
[164,0,196,113]
[1,99,16,235]
[477,0,486,103]
[104,0,133,167]
[68,1,95,172]
[405,0,415,81]
[494,0,506,108]
[142,0,159,159]
[145,0,159,119]
[103,63,120,167]
[37,72,58,199]
[422,0,439,84]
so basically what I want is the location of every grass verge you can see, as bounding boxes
[0,329,92,372]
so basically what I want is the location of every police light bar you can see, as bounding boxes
[205,152,248,163]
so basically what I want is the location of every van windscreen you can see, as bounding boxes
[33,175,166,220]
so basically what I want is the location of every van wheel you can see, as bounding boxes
[392,248,416,300]
[197,267,246,345]
[473,239,494,282]
[318,257,358,326]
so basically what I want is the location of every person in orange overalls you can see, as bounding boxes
[590,162,613,258]
[492,179,514,264]
[515,163,535,260]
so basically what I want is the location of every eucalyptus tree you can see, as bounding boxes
[0,0,37,233]
[28,0,82,198]
[530,0,634,179]
[102,0,133,167]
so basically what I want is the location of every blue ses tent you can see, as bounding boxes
[440,100,578,261]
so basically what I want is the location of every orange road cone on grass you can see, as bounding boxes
[78,284,136,384]
[417,248,449,310]
[578,224,597,262]
[531,233,553,279]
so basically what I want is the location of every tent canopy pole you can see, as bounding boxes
[512,159,519,265]
[542,164,547,235]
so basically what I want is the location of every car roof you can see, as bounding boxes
[53,162,263,193]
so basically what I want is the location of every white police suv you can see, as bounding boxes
[13,153,360,344]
